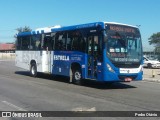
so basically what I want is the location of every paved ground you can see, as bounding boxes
[0,60,159,120]
[143,68,160,82]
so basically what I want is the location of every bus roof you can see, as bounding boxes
[17,22,138,36]
[51,22,138,32]
[17,25,61,36]
[104,22,138,28]
[51,22,105,32]
[35,25,61,33]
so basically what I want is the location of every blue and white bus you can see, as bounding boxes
[15,22,143,85]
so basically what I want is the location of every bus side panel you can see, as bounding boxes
[41,51,51,73]
[52,51,85,77]
[33,51,42,72]
[52,51,70,76]
[83,54,88,79]
[96,62,104,81]
[15,51,30,70]
[28,51,42,73]
[15,51,43,72]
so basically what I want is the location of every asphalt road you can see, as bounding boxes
[0,60,159,120]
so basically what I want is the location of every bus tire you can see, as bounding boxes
[30,63,37,77]
[72,69,83,85]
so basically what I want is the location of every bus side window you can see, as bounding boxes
[55,34,63,50]
[71,31,82,51]
[55,32,67,51]
[21,36,30,50]
[35,35,41,50]
[16,37,22,50]
[62,33,67,50]
[55,33,59,50]
[43,36,52,50]
[30,35,36,50]
[51,33,56,50]
[30,35,41,50]
[79,37,86,52]
[66,36,72,50]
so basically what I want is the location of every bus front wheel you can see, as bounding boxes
[30,63,37,77]
[72,69,83,85]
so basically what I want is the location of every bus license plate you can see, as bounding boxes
[125,77,132,82]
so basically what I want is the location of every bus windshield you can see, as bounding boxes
[105,24,142,66]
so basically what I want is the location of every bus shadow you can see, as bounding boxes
[82,80,137,89]
[15,71,136,89]
[15,71,30,76]
[15,71,70,83]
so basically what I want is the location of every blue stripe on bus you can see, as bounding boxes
[17,22,105,37]
[51,22,105,32]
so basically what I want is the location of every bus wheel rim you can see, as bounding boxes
[75,71,81,80]
[31,66,35,75]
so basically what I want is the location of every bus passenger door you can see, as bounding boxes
[87,36,99,79]
[41,34,52,73]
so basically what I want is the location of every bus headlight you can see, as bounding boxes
[106,64,115,73]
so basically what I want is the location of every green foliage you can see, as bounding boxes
[14,26,32,39]
[13,26,32,49]
[16,26,32,33]
[148,32,160,54]
[155,46,160,53]
[148,32,160,45]
[158,56,160,61]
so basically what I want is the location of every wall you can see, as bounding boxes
[0,53,15,60]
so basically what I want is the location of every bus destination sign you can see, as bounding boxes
[109,25,135,33]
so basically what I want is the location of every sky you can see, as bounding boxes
[0,0,160,51]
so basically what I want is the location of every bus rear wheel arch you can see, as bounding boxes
[30,61,37,77]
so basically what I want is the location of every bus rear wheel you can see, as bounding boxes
[30,63,37,77]
[72,69,83,85]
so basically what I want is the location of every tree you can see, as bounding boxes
[14,26,32,38]
[14,26,32,40]
[13,26,32,48]
[148,32,160,45]
[148,32,160,52]
[16,26,32,33]
[148,32,160,60]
